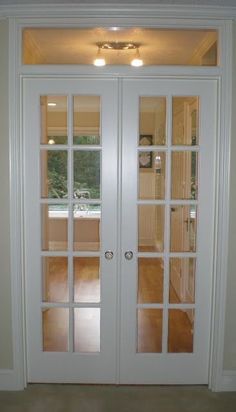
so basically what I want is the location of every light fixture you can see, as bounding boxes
[131,48,143,67]
[48,138,55,145]
[94,42,144,67]
[97,41,139,50]
[93,47,106,67]
[109,27,120,31]
[154,154,162,174]
[47,102,57,107]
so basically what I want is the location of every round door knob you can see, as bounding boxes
[125,251,133,260]
[105,250,114,260]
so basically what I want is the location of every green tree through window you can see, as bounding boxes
[47,145,100,200]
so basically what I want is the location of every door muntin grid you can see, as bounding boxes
[40,94,102,353]
[137,96,199,354]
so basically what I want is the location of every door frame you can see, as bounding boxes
[5,7,233,391]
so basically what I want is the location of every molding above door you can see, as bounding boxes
[0,4,236,19]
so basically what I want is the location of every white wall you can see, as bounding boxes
[223,21,236,371]
[0,19,13,369]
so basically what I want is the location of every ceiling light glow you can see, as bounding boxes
[93,57,106,67]
[131,58,143,67]
[93,48,106,66]
[48,139,55,145]
[131,48,143,67]
[94,42,144,67]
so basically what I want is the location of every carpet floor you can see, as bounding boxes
[1,384,236,412]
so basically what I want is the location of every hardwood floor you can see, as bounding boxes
[138,258,163,303]
[74,257,100,303]
[43,256,193,353]
[43,257,68,302]
[137,309,163,353]
[138,258,193,352]
[168,309,193,353]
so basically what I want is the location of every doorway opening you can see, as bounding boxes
[24,76,216,384]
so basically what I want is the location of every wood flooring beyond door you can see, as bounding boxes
[42,257,193,354]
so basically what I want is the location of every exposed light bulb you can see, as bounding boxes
[93,48,106,67]
[94,57,106,67]
[131,58,143,67]
[48,139,55,145]
[131,48,143,67]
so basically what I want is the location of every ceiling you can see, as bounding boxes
[23,27,217,65]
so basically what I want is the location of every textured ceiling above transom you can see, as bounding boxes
[23,27,217,66]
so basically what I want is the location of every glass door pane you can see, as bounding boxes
[136,94,199,355]
[40,94,102,354]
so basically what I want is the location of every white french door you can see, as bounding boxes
[120,79,216,384]
[24,78,119,383]
[23,77,216,384]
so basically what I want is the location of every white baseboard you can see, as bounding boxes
[0,369,23,391]
[219,370,236,391]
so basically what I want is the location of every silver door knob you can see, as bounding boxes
[105,250,113,260]
[125,251,133,260]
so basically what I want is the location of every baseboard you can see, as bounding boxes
[219,370,236,391]
[0,369,23,391]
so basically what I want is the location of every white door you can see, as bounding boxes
[24,78,118,383]
[24,77,216,384]
[120,79,216,384]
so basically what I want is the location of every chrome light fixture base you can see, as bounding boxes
[96,41,140,50]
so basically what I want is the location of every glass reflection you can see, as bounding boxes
[74,257,100,303]
[139,97,166,145]
[73,204,101,251]
[138,258,164,303]
[172,97,199,145]
[42,308,69,352]
[40,96,68,145]
[170,205,197,252]
[168,309,194,353]
[138,205,164,252]
[42,257,68,303]
[74,308,100,352]
[169,258,196,304]
[137,309,162,353]
[139,152,165,199]
[73,96,100,145]
[41,204,68,251]
[73,151,100,199]
[41,150,68,198]
[171,152,198,200]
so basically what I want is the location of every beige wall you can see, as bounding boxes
[223,22,236,370]
[0,17,236,375]
[0,19,13,369]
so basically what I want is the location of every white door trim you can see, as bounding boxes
[5,11,233,391]
[1,3,236,19]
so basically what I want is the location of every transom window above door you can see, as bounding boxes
[22,27,218,66]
